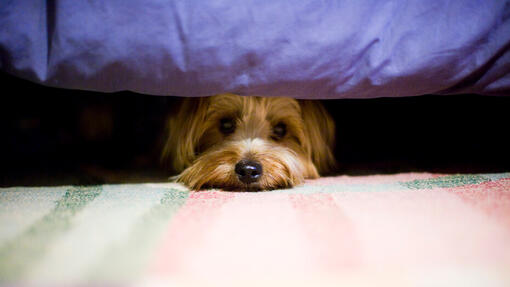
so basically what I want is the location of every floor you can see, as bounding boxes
[1,172,509,286]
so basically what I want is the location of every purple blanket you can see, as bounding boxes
[1,0,509,98]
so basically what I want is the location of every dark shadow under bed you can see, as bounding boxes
[1,73,509,187]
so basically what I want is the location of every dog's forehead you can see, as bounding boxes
[264,97,301,116]
[208,94,300,119]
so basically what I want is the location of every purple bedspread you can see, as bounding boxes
[1,0,510,98]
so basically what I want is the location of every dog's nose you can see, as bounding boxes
[235,160,262,184]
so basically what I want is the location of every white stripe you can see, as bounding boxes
[26,184,168,284]
[0,186,68,242]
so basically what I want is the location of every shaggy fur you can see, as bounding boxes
[161,94,336,191]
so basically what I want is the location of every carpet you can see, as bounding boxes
[1,172,509,286]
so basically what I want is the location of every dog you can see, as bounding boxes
[161,93,336,191]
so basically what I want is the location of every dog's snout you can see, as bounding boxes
[235,160,262,184]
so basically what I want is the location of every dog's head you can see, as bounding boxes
[161,94,336,191]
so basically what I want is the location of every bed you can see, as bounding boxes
[1,0,510,98]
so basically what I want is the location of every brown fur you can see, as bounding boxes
[161,94,336,191]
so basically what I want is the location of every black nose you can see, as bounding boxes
[235,160,262,184]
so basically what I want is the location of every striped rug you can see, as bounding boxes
[1,172,509,286]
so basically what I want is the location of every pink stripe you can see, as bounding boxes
[147,191,235,276]
[289,193,361,271]
[143,179,510,284]
[146,192,327,280]
[448,178,510,227]
[331,188,510,269]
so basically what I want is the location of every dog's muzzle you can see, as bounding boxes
[235,159,262,184]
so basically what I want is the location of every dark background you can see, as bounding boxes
[1,72,509,186]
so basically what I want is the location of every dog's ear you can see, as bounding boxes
[299,100,337,174]
[161,97,209,172]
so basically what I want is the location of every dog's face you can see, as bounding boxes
[162,94,336,191]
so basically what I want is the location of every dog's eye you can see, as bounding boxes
[272,122,286,139]
[219,118,236,134]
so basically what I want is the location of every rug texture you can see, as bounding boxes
[1,172,509,286]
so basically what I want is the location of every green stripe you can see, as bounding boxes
[0,186,102,281]
[480,172,510,181]
[400,174,488,190]
[86,188,189,282]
